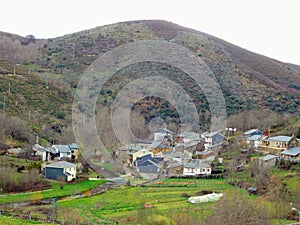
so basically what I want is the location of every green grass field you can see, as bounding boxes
[53,178,240,224]
[1,177,298,224]
[0,180,106,205]
[0,216,59,225]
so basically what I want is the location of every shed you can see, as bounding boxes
[258,155,278,168]
[45,161,76,181]
[280,147,300,162]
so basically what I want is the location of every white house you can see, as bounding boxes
[45,161,76,181]
[198,162,212,175]
[52,144,79,160]
[154,128,173,142]
[203,131,225,150]
[246,134,263,149]
[32,144,58,161]
[177,132,201,143]
[183,161,212,176]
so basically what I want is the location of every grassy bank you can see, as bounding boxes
[0,180,106,205]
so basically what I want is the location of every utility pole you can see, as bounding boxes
[8,82,10,94]
[3,96,6,114]
[72,42,75,60]
[46,75,49,89]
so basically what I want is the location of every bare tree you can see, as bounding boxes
[249,160,271,195]
[201,190,271,225]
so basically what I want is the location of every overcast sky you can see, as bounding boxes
[1,0,300,65]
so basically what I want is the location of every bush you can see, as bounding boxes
[195,190,213,196]
[0,168,51,193]
[56,111,66,119]
[181,193,190,198]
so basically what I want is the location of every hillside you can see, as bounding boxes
[0,20,299,144]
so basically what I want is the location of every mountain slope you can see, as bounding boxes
[0,20,299,134]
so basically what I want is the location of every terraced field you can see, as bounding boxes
[53,178,240,224]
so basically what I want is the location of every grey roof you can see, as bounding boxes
[136,154,163,166]
[46,147,58,154]
[259,155,277,162]
[205,131,225,143]
[184,162,199,168]
[53,145,71,153]
[147,141,162,150]
[33,144,47,152]
[33,144,57,154]
[244,129,262,135]
[196,150,215,156]
[199,162,211,168]
[69,143,79,149]
[205,131,219,137]
[246,134,263,141]
[157,143,170,149]
[167,162,183,169]
[178,132,201,140]
[138,159,160,168]
[46,161,76,169]
[154,128,173,134]
[184,140,201,148]
[122,144,142,151]
[268,136,293,142]
[281,147,300,156]
[172,151,183,158]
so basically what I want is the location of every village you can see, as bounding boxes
[5,127,299,184]
[115,128,300,181]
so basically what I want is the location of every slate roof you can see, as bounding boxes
[259,155,278,162]
[45,161,76,169]
[268,136,293,142]
[184,162,199,169]
[46,147,57,154]
[136,154,163,166]
[184,140,200,148]
[205,132,225,143]
[138,159,160,167]
[199,162,211,169]
[69,143,79,149]
[32,144,57,154]
[246,134,263,141]
[147,141,162,150]
[281,147,300,156]
[167,162,183,169]
[128,144,142,151]
[53,145,71,153]
[172,151,183,158]
[154,128,173,134]
[178,132,201,141]
[244,129,262,135]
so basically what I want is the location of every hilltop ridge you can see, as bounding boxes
[0,20,299,146]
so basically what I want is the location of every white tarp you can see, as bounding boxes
[188,193,223,204]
